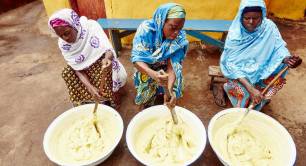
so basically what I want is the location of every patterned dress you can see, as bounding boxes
[224,64,287,110]
[62,57,123,107]
[48,9,127,108]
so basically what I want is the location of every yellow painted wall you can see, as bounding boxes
[104,0,240,19]
[42,0,305,43]
[103,0,304,44]
[104,0,304,20]
[42,0,70,16]
[42,0,305,20]
[268,0,305,20]
[104,0,242,43]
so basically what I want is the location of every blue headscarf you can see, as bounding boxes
[220,0,290,84]
[131,3,188,98]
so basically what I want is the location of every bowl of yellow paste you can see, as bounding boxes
[208,108,296,166]
[126,105,206,166]
[43,104,124,166]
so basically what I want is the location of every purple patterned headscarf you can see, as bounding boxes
[48,9,81,34]
[48,8,127,92]
[48,8,116,71]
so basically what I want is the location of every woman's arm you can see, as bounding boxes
[238,77,263,105]
[75,70,102,100]
[167,59,176,95]
[165,59,176,107]
[134,62,168,86]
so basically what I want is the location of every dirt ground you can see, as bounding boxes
[0,1,305,166]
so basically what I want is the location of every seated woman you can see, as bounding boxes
[48,9,127,108]
[131,3,188,109]
[218,0,302,110]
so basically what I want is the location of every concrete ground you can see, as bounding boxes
[0,1,305,166]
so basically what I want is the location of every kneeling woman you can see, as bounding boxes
[219,0,302,110]
[48,9,127,108]
[131,3,188,109]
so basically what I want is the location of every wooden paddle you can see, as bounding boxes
[158,70,178,124]
[92,98,101,137]
[241,66,289,122]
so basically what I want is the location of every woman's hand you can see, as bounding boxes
[164,90,176,108]
[102,58,112,68]
[104,50,114,61]
[134,62,169,86]
[102,51,114,68]
[154,70,168,87]
[283,55,302,68]
[249,87,263,105]
[238,77,263,105]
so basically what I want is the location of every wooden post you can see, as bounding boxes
[69,0,109,37]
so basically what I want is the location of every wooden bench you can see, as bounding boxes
[97,18,232,55]
[208,65,226,90]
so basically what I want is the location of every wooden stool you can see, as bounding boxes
[208,65,226,90]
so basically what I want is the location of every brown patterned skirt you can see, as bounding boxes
[62,57,118,108]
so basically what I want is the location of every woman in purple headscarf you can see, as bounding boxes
[48,8,127,108]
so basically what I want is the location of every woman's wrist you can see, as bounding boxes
[246,83,257,95]
[134,62,157,79]
[147,69,158,80]
[282,57,289,64]
[238,77,255,94]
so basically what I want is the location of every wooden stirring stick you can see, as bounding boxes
[159,70,178,124]
[92,99,101,137]
[241,66,289,122]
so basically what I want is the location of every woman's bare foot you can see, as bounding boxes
[212,83,227,107]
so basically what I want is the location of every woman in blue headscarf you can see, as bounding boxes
[218,0,302,110]
[131,3,188,109]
